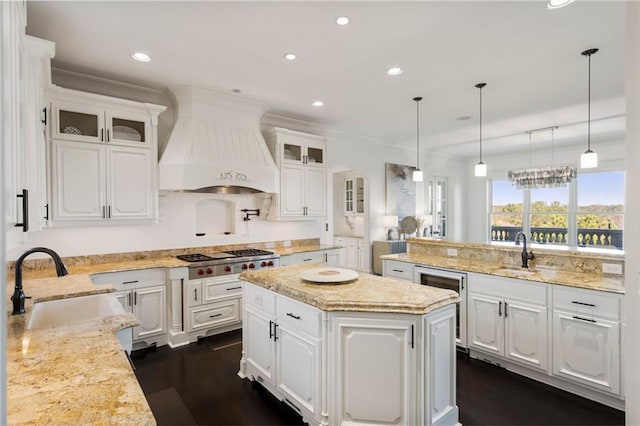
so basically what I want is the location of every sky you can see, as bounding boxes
[493,171,625,206]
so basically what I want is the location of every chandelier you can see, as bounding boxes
[508,127,577,190]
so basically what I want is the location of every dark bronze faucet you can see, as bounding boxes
[514,232,535,268]
[11,247,68,315]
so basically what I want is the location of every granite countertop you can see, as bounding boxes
[382,252,624,294]
[272,244,341,256]
[6,274,156,425]
[240,263,460,315]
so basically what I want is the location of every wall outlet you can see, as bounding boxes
[283,240,292,247]
[602,263,623,275]
[447,248,458,257]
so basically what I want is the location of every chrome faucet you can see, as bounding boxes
[514,232,535,268]
[11,247,68,315]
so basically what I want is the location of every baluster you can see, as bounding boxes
[607,235,612,246]
[600,234,606,246]
[592,233,598,245]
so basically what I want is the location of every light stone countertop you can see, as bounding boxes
[240,263,460,315]
[272,244,341,256]
[6,274,156,425]
[382,252,624,294]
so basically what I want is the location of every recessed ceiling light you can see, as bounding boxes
[336,16,350,26]
[231,89,242,94]
[131,52,151,62]
[284,53,297,61]
[456,115,472,121]
[386,67,403,76]
[547,0,575,9]
[312,101,324,107]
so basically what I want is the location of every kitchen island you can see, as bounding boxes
[238,263,460,426]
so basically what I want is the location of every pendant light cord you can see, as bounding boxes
[587,52,591,151]
[413,96,423,171]
[479,86,483,163]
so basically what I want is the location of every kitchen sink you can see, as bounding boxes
[27,293,125,330]
[496,268,538,277]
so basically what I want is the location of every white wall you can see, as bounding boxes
[624,3,639,424]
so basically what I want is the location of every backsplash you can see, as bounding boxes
[408,238,625,277]
[7,238,320,274]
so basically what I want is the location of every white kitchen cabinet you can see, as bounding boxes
[91,268,168,348]
[263,127,327,219]
[185,275,243,335]
[344,175,364,216]
[467,273,549,372]
[46,86,165,225]
[242,284,323,422]
[324,249,341,267]
[330,314,417,426]
[382,259,414,281]
[335,236,364,271]
[552,286,622,396]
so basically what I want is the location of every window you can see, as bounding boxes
[490,171,624,251]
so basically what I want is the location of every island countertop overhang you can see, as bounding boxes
[239,263,460,315]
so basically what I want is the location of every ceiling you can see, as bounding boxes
[26,1,626,159]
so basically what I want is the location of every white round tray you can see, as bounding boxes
[300,267,358,284]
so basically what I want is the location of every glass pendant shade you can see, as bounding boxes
[474,162,487,177]
[580,149,598,169]
[413,169,423,182]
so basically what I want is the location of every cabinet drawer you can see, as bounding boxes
[91,268,166,290]
[277,295,322,338]
[469,273,548,305]
[383,260,413,281]
[203,279,243,304]
[553,286,621,321]
[290,251,324,264]
[243,283,276,316]
[189,299,240,331]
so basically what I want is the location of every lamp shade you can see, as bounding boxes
[412,169,423,182]
[474,162,487,177]
[383,215,399,227]
[580,150,598,169]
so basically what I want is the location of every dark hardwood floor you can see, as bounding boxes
[132,330,624,426]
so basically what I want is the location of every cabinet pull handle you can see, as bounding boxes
[209,313,222,318]
[194,289,198,301]
[411,324,415,349]
[286,312,301,320]
[108,205,111,219]
[128,292,132,307]
[461,276,465,290]
[122,280,139,285]
[101,128,104,141]
[226,286,242,291]
[303,258,312,262]
[42,107,47,125]
[134,292,137,305]
[102,205,106,219]
[498,301,502,317]
[274,323,279,341]
[571,301,596,307]
[44,203,49,221]
[392,269,403,273]
[269,320,274,339]
[573,315,596,323]
[504,302,508,318]
[15,189,29,232]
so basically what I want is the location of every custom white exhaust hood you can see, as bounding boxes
[159,86,277,194]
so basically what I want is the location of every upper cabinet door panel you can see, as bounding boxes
[51,139,106,220]
[107,146,152,219]
[53,102,104,143]
[106,111,150,147]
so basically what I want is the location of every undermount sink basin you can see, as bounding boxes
[496,268,538,277]
[27,293,125,329]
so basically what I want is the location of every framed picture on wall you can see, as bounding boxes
[385,162,416,220]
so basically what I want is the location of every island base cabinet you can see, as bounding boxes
[423,306,459,426]
[552,311,620,395]
[244,306,276,386]
[330,314,417,426]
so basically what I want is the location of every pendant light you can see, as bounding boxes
[580,48,599,169]
[474,83,487,177]
[412,96,424,182]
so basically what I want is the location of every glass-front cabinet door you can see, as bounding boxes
[53,103,104,143]
[107,111,149,147]
[281,137,324,165]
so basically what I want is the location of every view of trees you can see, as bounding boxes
[492,202,624,230]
